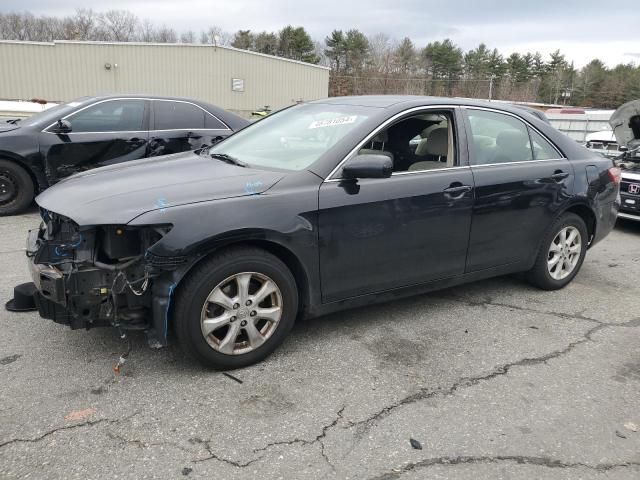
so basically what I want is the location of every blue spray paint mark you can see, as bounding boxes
[244,180,263,195]
[164,283,176,338]
[53,234,83,258]
[155,197,169,212]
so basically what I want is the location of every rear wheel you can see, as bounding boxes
[0,159,34,216]
[174,247,298,369]
[526,212,587,290]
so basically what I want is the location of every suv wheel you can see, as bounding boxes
[526,212,588,290]
[175,247,298,369]
[0,159,34,216]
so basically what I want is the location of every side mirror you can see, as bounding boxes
[51,119,71,134]
[342,154,393,180]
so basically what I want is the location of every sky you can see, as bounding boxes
[2,0,639,68]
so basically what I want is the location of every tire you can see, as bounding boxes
[0,159,35,216]
[174,247,298,369]
[526,212,588,290]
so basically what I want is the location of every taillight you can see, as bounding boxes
[607,167,621,185]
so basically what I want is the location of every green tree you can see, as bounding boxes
[394,37,416,74]
[278,25,318,63]
[343,29,369,73]
[464,43,491,79]
[421,38,463,80]
[231,29,253,50]
[324,29,346,72]
[506,53,531,83]
[254,31,278,55]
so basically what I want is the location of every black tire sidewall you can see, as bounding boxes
[176,250,298,369]
[0,160,34,216]
[530,213,588,290]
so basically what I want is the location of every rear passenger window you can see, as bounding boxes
[529,128,559,160]
[154,101,204,130]
[466,110,533,165]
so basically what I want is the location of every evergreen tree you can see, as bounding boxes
[231,29,253,50]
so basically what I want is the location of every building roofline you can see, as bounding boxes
[0,39,330,71]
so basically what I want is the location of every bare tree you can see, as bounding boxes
[200,26,231,45]
[180,30,196,43]
[72,9,97,40]
[155,25,177,43]
[138,18,156,42]
[98,10,138,41]
[1,12,34,40]
[367,33,394,73]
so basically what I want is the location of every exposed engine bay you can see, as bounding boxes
[27,209,179,340]
[609,100,640,220]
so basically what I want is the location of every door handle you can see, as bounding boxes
[551,170,569,182]
[443,184,472,198]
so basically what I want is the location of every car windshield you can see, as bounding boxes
[208,103,374,171]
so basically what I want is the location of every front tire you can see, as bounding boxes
[526,212,588,290]
[174,247,298,369]
[0,159,34,216]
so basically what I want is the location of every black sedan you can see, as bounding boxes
[19,96,620,369]
[0,94,248,215]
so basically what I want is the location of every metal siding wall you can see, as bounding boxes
[0,42,329,113]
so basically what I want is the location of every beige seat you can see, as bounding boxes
[410,127,449,171]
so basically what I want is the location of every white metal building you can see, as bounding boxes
[0,40,330,116]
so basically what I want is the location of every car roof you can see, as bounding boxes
[91,93,207,103]
[311,95,536,115]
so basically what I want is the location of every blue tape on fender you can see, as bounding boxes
[164,283,176,338]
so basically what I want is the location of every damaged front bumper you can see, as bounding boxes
[24,210,189,347]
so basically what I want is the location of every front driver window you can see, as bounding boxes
[65,99,146,133]
[357,112,456,173]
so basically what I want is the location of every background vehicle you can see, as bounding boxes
[609,99,640,221]
[18,96,620,369]
[584,130,620,158]
[0,94,248,215]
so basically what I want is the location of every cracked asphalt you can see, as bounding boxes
[1,210,639,479]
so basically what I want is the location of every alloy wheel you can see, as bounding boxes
[200,272,283,355]
[547,226,582,280]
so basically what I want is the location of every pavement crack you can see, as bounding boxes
[317,406,345,471]
[191,438,264,468]
[239,405,347,471]
[348,317,640,433]
[0,412,139,449]
[448,295,604,324]
[369,455,640,479]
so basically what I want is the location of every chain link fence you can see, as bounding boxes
[329,75,543,103]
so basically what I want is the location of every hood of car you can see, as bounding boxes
[610,100,640,148]
[0,123,21,133]
[36,151,286,225]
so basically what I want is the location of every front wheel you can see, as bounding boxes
[174,247,298,369]
[526,212,588,290]
[0,159,34,216]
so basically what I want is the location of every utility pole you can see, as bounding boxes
[488,75,495,101]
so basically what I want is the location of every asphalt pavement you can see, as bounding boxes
[1,209,639,479]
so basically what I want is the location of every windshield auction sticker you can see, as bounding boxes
[308,115,358,129]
